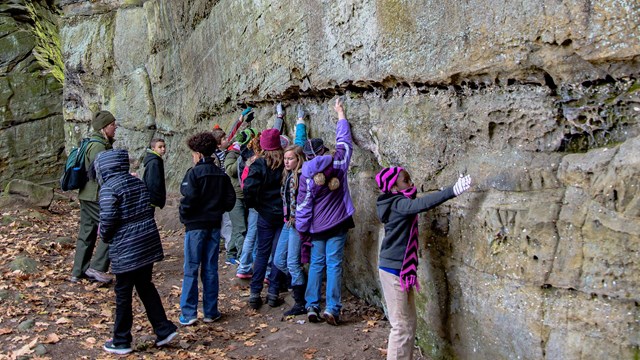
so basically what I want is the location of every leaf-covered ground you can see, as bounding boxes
[0,197,403,359]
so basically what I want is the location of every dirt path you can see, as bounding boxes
[0,198,395,359]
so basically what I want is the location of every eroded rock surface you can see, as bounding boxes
[39,0,640,358]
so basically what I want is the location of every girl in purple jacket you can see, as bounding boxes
[295,98,355,325]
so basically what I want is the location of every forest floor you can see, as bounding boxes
[0,195,421,360]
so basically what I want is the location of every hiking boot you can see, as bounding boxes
[103,340,132,355]
[323,311,339,326]
[267,293,283,308]
[249,293,262,310]
[284,303,306,316]
[285,284,307,316]
[307,306,320,323]
[86,268,112,284]
[155,331,178,347]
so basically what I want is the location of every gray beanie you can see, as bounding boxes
[92,111,115,131]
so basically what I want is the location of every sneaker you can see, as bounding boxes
[86,268,113,284]
[249,293,262,310]
[225,258,239,266]
[323,311,339,326]
[276,102,284,117]
[103,340,132,355]
[155,331,178,347]
[307,306,320,323]
[236,272,252,279]
[179,315,197,326]
[267,293,283,308]
[203,313,222,323]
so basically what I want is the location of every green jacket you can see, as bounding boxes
[224,149,243,199]
[78,132,112,202]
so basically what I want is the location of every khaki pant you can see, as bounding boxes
[72,200,110,277]
[379,269,417,360]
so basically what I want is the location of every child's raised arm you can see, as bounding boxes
[332,97,352,170]
[393,175,472,216]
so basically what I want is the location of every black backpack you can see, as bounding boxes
[60,138,101,191]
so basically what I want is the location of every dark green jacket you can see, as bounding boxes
[224,149,243,199]
[78,132,112,202]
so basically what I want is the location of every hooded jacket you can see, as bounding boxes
[95,149,164,274]
[78,132,112,202]
[376,186,456,269]
[142,149,166,208]
[295,118,354,235]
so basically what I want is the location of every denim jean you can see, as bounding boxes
[250,215,283,294]
[237,209,258,275]
[305,231,347,315]
[180,228,221,320]
[113,264,176,346]
[274,223,304,286]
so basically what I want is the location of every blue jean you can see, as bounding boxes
[237,209,258,275]
[305,232,347,315]
[180,228,221,320]
[274,223,304,286]
[250,215,283,294]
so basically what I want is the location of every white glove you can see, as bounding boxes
[297,104,305,119]
[453,174,471,196]
[276,102,284,117]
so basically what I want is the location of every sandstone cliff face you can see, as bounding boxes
[0,1,64,189]
[57,0,639,358]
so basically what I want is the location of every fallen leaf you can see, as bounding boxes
[244,340,255,347]
[56,317,72,324]
[43,333,60,344]
[0,328,12,335]
[269,327,278,333]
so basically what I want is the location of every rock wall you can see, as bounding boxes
[0,1,65,189]
[57,0,639,358]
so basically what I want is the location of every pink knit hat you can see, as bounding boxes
[260,128,282,151]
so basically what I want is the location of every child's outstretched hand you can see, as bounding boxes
[453,174,472,196]
[334,97,345,119]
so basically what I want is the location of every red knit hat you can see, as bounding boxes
[260,128,282,151]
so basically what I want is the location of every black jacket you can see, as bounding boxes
[179,157,236,231]
[142,150,166,209]
[243,157,284,224]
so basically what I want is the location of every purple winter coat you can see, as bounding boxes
[295,118,355,234]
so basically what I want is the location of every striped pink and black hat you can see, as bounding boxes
[375,166,405,193]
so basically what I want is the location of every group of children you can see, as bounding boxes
[91,97,472,360]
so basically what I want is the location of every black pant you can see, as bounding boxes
[113,264,176,345]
